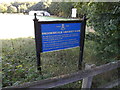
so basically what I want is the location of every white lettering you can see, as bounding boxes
[42,30,80,35]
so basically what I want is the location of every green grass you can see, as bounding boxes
[2,37,80,87]
[2,38,39,86]
[1,37,119,89]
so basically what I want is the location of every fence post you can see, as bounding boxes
[81,64,96,89]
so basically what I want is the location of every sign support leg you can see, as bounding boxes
[33,13,42,74]
[78,15,87,70]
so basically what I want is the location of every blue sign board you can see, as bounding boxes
[41,23,81,52]
[33,13,86,71]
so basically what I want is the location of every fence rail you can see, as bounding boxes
[3,60,120,89]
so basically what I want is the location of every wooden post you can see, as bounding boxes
[81,64,96,89]
[33,13,42,73]
[78,16,87,70]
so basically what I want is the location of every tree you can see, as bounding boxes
[28,2,46,11]
[7,5,17,13]
[75,2,120,63]
[48,2,74,17]
[0,4,7,13]
[48,2,61,16]
[26,2,37,9]
[18,4,27,13]
[59,2,74,17]
[11,1,20,13]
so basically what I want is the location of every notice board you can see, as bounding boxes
[33,15,86,71]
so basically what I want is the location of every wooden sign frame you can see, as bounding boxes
[33,13,86,72]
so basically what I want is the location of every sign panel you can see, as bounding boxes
[41,23,81,52]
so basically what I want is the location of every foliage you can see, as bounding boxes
[48,2,60,16]
[11,1,37,13]
[18,4,27,13]
[7,6,17,13]
[28,2,46,11]
[75,2,120,64]
[0,1,74,15]
[11,1,20,13]
[0,4,7,13]
[2,38,40,86]
[59,2,74,17]
[48,2,74,17]
[0,1,38,13]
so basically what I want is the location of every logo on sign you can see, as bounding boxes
[56,24,69,30]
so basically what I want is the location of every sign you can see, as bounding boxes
[33,13,86,71]
[41,23,81,52]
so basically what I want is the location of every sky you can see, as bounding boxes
[0,0,41,3]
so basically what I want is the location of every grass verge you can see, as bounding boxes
[1,37,119,89]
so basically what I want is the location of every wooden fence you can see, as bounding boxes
[3,60,120,89]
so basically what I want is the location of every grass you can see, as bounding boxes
[1,37,119,89]
[2,37,80,87]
